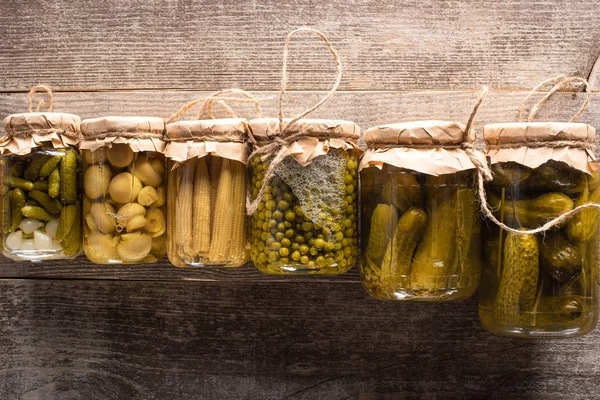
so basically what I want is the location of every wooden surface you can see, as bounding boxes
[2,0,600,398]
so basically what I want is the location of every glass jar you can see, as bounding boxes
[0,112,83,261]
[165,118,250,268]
[359,121,485,301]
[248,118,360,275]
[480,122,599,337]
[79,117,167,264]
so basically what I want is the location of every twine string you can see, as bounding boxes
[27,84,54,113]
[246,28,345,215]
[278,27,342,133]
[519,75,566,122]
[528,76,591,123]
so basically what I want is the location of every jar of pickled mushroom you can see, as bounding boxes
[248,118,361,275]
[360,121,486,301]
[480,122,599,337]
[0,112,83,261]
[165,118,249,268]
[79,117,167,264]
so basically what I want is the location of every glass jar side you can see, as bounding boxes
[479,160,599,337]
[82,145,167,264]
[167,155,249,268]
[249,148,359,275]
[359,166,481,301]
[1,146,82,261]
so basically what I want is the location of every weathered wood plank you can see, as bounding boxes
[0,279,598,399]
[0,89,598,280]
[0,0,599,91]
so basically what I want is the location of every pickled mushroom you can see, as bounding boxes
[109,172,142,203]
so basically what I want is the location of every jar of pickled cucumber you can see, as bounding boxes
[360,121,487,301]
[0,112,83,261]
[165,118,250,268]
[480,122,599,337]
[248,118,361,275]
[79,117,167,264]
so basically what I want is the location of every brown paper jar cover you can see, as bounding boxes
[484,122,597,174]
[79,116,166,153]
[1,112,81,155]
[360,120,486,176]
[165,118,249,164]
[248,118,361,166]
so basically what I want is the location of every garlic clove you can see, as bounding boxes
[45,218,60,239]
[6,230,23,250]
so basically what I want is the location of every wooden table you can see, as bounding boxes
[1,1,600,398]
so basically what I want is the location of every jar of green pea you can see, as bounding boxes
[248,118,360,275]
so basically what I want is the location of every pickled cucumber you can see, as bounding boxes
[21,205,54,222]
[48,168,60,198]
[566,183,600,243]
[24,154,51,181]
[60,149,78,205]
[7,176,34,191]
[28,190,62,215]
[365,204,398,266]
[410,174,458,290]
[39,155,62,178]
[380,207,427,288]
[60,204,80,256]
[489,192,574,228]
[9,189,26,232]
[56,204,78,242]
[540,233,582,284]
[381,171,423,212]
[493,232,539,326]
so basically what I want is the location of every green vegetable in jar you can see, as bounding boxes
[539,233,583,284]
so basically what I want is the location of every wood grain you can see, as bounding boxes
[0,0,599,91]
[1,279,598,399]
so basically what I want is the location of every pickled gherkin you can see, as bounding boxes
[480,161,599,337]
[360,166,481,301]
[1,146,83,260]
[249,148,359,275]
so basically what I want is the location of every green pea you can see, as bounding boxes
[309,247,318,256]
[291,243,300,251]
[265,200,276,210]
[295,235,306,244]
[307,261,316,269]
[275,232,284,241]
[300,255,309,264]
[321,227,331,237]
[346,184,354,194]
[324,242,335,252]
[281,238,291,248]
[316,256,326,267]
[277,222,286,232]
[268,252,279,262]
[279,248,289,257]
[299,245,309,254]
[291,251,301,261]
[285,211,296,222]
[273,210,283,221]
[278,200,290,211]
[302,222,313,231]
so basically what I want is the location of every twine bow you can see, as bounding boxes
[480,75,597,236]
[246,28,350,215]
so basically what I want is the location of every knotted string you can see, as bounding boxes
[27,84,54,113]
[246,28,347,215]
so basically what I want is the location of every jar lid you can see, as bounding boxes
[81,116,165,138]
[359,120,485,176]
[484,122,597,174]
[248,118,360,141]
[79,116,166,153]
[0,112,81,155]
[166,118,248,141]
[164,118,249,164]
[363,120,472,146]
[484,122,595,145]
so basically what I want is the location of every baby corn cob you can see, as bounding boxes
[208,158,233,262]
[209,156,222,228]
[178,160,196,258]
[230,160,247,264]
[192,157,211,254]
[166,162,183,267]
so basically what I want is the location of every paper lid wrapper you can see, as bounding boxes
[1,112,81,155]
[79,116,166,153]
[484,122,597,174]
[359,120,486,176]
[165,118,249,164]
[248,118,361,167]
